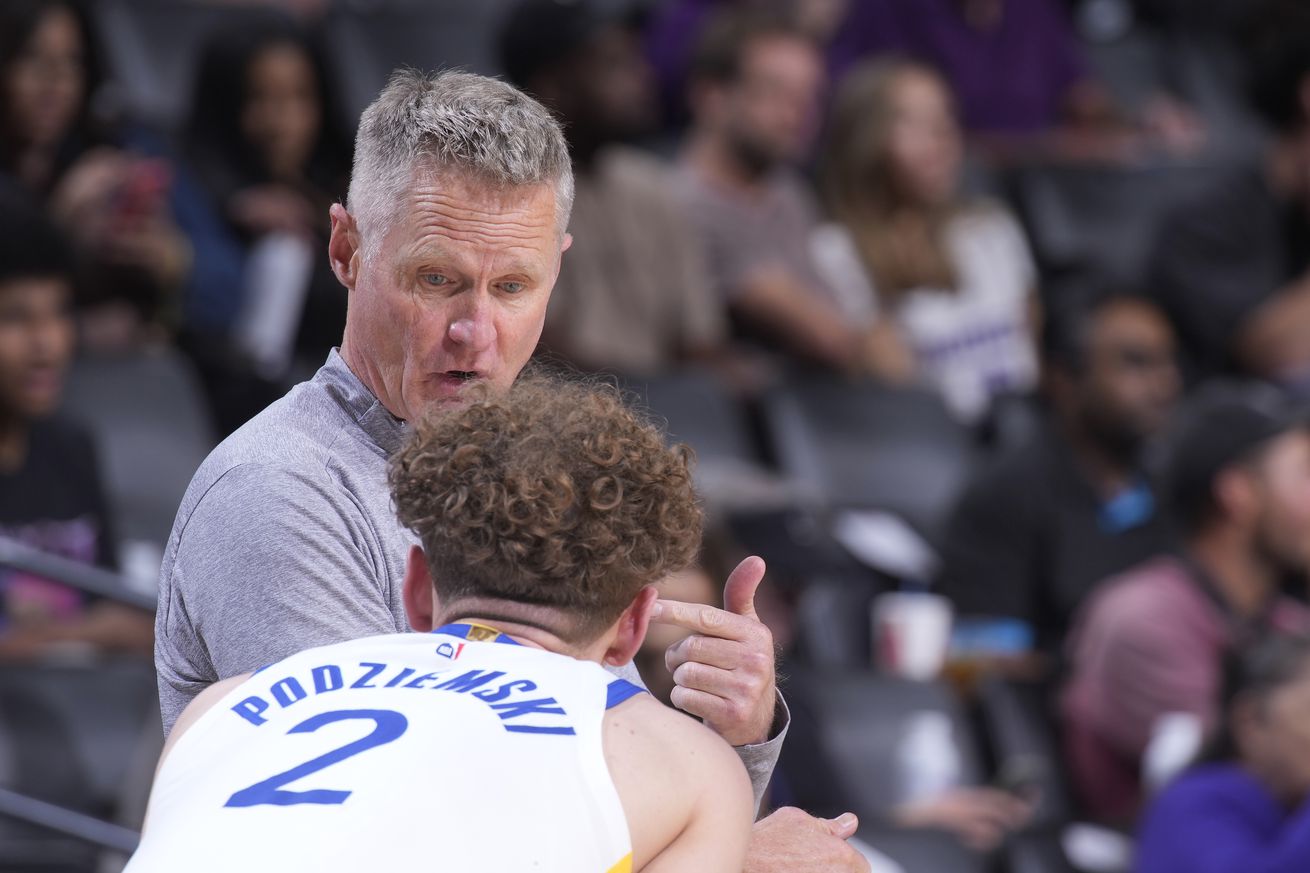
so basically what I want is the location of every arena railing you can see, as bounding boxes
[0,536,156,611]
[0,787,140,854]
[0,535,151,854]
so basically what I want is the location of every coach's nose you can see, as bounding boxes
[447,315,496,350]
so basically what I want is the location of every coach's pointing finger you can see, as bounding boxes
[652,556,778,747]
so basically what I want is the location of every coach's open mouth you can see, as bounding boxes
[437,370,481,391]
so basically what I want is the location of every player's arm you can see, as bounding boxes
[641,723,753,873]
[606,695,753,873]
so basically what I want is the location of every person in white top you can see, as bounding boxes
[125,376,754,873]
[813,57,1040,424]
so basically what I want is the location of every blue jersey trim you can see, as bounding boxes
[432,623,522,646]
[606,679,645,710]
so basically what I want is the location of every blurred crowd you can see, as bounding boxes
[6,0,1310,870]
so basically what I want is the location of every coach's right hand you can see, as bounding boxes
[747,807,870,873]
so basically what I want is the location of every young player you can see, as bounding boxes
[125,377,753,872]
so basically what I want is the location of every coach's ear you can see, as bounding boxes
[328,203,360,290]
[403,546,435,632]
[603,586,658,667]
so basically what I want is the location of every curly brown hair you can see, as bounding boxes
[389,376,703,641]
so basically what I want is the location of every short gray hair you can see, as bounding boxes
[347,69,574,260]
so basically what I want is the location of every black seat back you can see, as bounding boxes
[761,377,973,541]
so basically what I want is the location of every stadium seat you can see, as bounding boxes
[89,0,284,132]
[1075,0,1262,161]
[0,662,158,873]
[791,575,881,669]
[855,827,984,873]
[976,390,1043,455]
[1009,160,1229,290]
[1008,833,1080,873]
[780,666,985,814]
[618,369,831,539]
[725,504,876,599]
[976,676,1137,873]
[61,346,216,572]
[760,376,974,542]
[1082,26,1168,116]
[1159,34,1265,160]
[324,0,516,129]
[779,665,987,873]
[975,676,1076,829]
[619,368,761,466]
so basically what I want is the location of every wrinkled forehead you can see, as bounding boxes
[411,163,553,210]
[383,166,565,261]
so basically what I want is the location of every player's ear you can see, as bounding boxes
[403,546,436,632]
[603,586,658,667]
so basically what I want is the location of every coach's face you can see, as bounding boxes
[330,169,569,420]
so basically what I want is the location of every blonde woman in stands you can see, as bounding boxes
[812,58,1039,423]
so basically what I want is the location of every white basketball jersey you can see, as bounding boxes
[126,624,641,873]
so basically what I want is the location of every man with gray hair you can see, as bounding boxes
[156,70,868,871]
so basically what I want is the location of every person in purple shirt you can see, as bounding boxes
[646,0,1095,134]
[885,0,1102,136]
[1136,633,1310,873]
[647,0,1198,153]
[645,0,894,123]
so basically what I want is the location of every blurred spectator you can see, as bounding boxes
[673,10,877,372]
[0,188,151,659]
[646,0,882,125]
[812,57,1039,422]
[936,289,1179,653]
[0,0,106,193]
[1148,19,1310,387]
[880,0,1110,137]
[891,786,1031,854]
[500,0,727,377]
[0,0,189,346]
[180,16,351,397]
[878,0,1201,156]
[1135,633,1310,873]
[1062,384,1310,824]
[649,0,1199,157]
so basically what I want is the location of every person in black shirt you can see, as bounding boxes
[936,289,1181,654]
[0,187,150,658]
[1148,11,1310,385]
[179,14,353,421]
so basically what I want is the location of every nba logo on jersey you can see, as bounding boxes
[435,641,465,660]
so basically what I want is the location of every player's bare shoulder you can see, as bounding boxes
[603,693,753,872]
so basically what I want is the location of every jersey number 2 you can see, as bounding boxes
[225,709,409,808]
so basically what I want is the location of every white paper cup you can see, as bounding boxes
[872,592,953,680]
